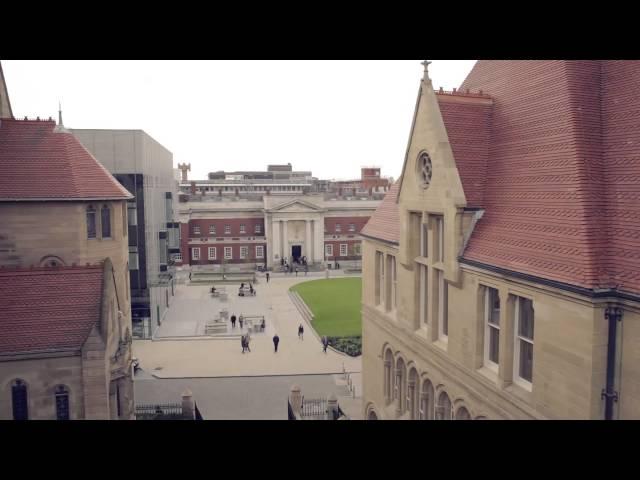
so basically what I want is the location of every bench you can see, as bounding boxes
[242,315,266,332]
[205,317,228,335]
[238,287,256,297]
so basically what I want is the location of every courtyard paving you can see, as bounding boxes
[133,272,362,379]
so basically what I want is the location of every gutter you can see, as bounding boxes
[602,306,623,420]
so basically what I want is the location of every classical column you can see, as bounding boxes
[314,218,324,264]
[265,216,272,268]
[282,220,289,260]
[305,220,312,259]
[272,219,280,265]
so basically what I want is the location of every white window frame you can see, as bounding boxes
[209,225,216,235]
[193,225,201,235]
[339,244,348,257]
[514,296,534,391]
[484,287,500,372]
[348,223,355,232]
[192,247,200,261]
[436,216,444,262]
[325,244,333,257]
[255,224,262,234]
[437,269,448,341]
[224,225,231,234]
[255,245,264,258]
[172,253,182,262]
[419,264,428,326]
[421,222,428,258]
[224,247,232,259]
[240,224,246,234]
[208,247,216,260]
[335,224,342,233]
[240,246,248,259]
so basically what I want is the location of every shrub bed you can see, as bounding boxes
[327,336,362,357]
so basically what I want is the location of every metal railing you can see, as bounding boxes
[135,403,184,420]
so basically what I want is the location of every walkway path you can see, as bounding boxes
[133,274,362,379]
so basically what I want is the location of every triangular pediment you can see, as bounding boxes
[267,199,324,213]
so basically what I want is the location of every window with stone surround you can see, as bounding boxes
[385,255,397,312]
[11,379,28,420]
[484,286,501,371]
[101,205,111,238]
[418,264,428,327]
[375,251,385,306]
[514,295,534,389]
[224,225,231,234]
[208,247,216,260]
[240,246,248,259]
[255,224,262,234]
[335,223,342,233]
[193,225,200,235]
[256,245,264,258]
[433,215,444,263]
[224,247,232,259]
[419,380,434,420]
[192,247,200,261]
[340,244,348,257]
[240,224,246,234]
[348,223,355,232]
[209,225,216,235]
[87,206,97,239]
[353,243,361,256]
[325,244,333,257]
[383,349,394,405]
[436,269,448,341]
[436,391,452,420]
[55,385,70,420]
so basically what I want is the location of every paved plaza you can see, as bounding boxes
[133,272,362,379]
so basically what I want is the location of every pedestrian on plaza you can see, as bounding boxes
[266,272,270,283]
[245,333,251,352]
[273,333,280,353]
[189,272,192,281]
[298,324,304,340]
[322,335,329,353]
[249,283,254,295]
[295,267,298,277]
[241,335,246,353]
[239,316,244,330]
[231,314,236,328]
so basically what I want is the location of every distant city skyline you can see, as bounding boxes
[2,60,476,181]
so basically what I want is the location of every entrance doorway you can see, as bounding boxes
[291,245,302,263]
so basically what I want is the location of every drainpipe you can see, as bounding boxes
[602,306,623,420]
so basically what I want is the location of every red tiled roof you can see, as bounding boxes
[0,264,104,355]
[0,118,132,201]
[456,60,640,295]
[361,182,400,245]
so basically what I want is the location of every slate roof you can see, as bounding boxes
[0,118,132,201]
[0,264,104,355]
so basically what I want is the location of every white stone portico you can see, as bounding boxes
[264,197,326,267]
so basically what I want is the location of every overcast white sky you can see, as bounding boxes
[2,60,476,181]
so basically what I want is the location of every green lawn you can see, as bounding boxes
[291,278,362,337]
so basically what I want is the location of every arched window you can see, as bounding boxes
[407,368,419,419]
[419,380,434,420]
[383,349,394,405]
[455,406,471,420]
[101,205,111,238]
[436,391,452,420]
[395,358,406,413]
[86,206,97,239]
[39,255,65,267]
[11,379,28,420]
[55,385,70,420]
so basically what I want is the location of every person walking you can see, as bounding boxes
[189,272,192,281]
[273,333,280,353]
[322,335,329,353]
[241,335,246,353]
[230,314,236,328]
[298,324,304,340]
[266,272,270,283]
[239,316,244,330]
[245,333,251,352]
